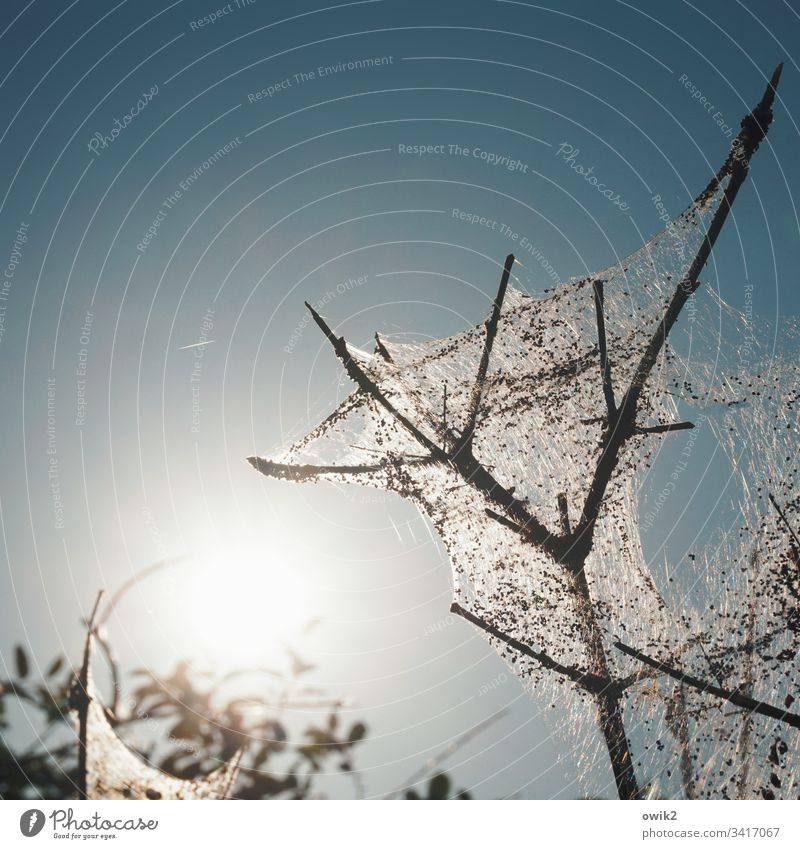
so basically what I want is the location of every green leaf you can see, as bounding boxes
[15,646,29,679]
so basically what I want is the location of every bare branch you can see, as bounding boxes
[614,641,800,730]
[574,67,782,553]
[374,332,392,362]
[484,507,525,533]
[305,301,447,461]
[617,667,659,692]
[483,507,559,556]
[459,254,515,452]
[634,422,695,435]
[622,65,782,416]
[247,456,433,481]
[76,592,104,801]
[92,630,121,719]
[451,602,608,693]
[593,280,616,418]
[305,300,558,553]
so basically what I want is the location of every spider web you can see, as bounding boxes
[75,645,241,800]
[250,77,798,799]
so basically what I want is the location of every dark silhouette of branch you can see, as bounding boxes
[574,65,782,553]
[459,254,515,453]
[305,301,448,461]
[251,66,783,802]
[614,641,800,729]
[304,300,558,553]
[592,280,616,418]
[634,422,695,435]
[247,456,434,481]
[484,507,526,533]
[92,630,120,719]
[450,602,609,693]
[373,332,392,362]
[76,592,104,801]
[617,667,659,692]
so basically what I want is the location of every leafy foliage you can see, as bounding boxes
[1,640,369,800]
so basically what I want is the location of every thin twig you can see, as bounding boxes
[592,280,616,418]
[374,332,393,362]
[306,301,449,462]
[77,591,104,801]
[98,557,186,626]
[574,65,782,552]
[634,422,695,435]
[460,254,515,452]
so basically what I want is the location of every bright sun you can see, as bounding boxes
[182,539,317,667]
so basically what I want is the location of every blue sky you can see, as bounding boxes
[1,0,799,799]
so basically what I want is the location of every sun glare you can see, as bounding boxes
[183,539,317,667]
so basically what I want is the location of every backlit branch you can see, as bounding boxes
[247,456,434,481]
[593,280,616,418]
[374,332,393,362]
[634,422,695,435]
[305,301,447,462]
[451,602,608,694]
[574,65,783,551]
[614,641,800,730]
[459,254,515,453]
[306,300,558,553]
